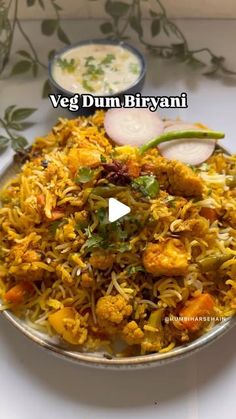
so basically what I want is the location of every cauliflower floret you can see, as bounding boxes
[67,147,101,175]
[143,239,188,276]
[81,272,95,288]
[48,307,88,345]
[89,250,114,270]
[96,295,132,326]
[167,160,203,197]
[142,156,203,197]
[122,321,144,345]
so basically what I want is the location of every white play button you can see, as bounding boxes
[108,198,131,222]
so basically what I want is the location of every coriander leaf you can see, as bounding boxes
[82,79,95,92]
[83,234,104,250]
[129,62,140,75]
[116,242,131,253]
[132,175,159,198]
[75,167,94,184]
[101,54,115,65]
[57,57,76,73]
[49,219,68,234]
[126,265,145,275]
[100,154,107,163]
[97,208,107,223]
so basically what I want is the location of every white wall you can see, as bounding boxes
[11,0,236,19]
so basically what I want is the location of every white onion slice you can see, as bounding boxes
[104,108,164,146]
[158,122,216,165]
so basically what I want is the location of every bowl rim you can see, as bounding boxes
[48,38,147,98]
[0,145,235,368]
[1,310,235,368]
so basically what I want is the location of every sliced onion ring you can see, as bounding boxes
[158,122,216,165]
[104,108,164,146]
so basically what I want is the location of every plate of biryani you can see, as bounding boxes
[0,108,235,368]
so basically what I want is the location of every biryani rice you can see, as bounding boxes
[0,111,235,356]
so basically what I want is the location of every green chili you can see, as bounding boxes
[139,130,225,154]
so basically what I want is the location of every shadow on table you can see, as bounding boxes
[0,316,235,410]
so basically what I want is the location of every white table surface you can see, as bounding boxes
[0,19,235,419]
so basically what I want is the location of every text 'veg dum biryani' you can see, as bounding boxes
[0,111,235,356]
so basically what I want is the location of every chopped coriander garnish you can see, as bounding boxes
[129,62,140,75]
[101,53,115,66]
[116,242,131,253]
[49,219,68,234]
[132,176,160,198]
[97,208,107,224]
[83,234,105,250]
[75,167,94,184]
[84,56,95,67]
[57,57,76,73]
[82,80,95,92]
[100,155,107,163]
[126,265,145,275]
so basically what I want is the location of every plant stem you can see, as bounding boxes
[139,130,225,154]
[0,118,15,140]
[2,0,18,72]
[16,18,47,69]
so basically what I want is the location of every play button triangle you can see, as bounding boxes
[108,198,131,222]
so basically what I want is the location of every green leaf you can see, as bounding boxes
[53,3,63,11]
[83,234,105,251]
[129,16,143,36]
[11,60,32,75]
[27,0,36,6]
[4,105,16,123]
[57,26,70,44]
[116,242,131,253]
[126,265,145,275]
[48,49,56,60]
[0,136,9,150]
[100,22,113,34]
[17,50,32,59]
[38,0,45,9]
[131,175,160,198]
[100,154,107,163]
[75,167,94,183]
[151,19,161,37]
[8,121,34,131]
[42,79,51,98]
[41,19,57,36]
[149,9,158,17]
[105,1,130,18]
[11,136,28,151]
[11,108,36,121]
[57,57,76,72]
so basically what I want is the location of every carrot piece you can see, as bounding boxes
[37,194,45,206]
[179,293,215,332]
[200,207,218,223]
[50,209,65,220]
[4,281,34,305]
